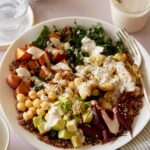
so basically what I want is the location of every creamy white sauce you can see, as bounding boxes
[16,68,31,79]
[92,46,104,56]
[44,105,62,131]
[116,62,135,92]
[77,82,92,99]
[76,56,136,94]
[81,36,96,53]
[27,46,44,59]
[51,62,71,71]
[112,0,150,13]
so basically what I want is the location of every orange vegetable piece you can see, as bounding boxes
[16,48,31,61]
[48,32,61,39]
[15,81,30,96]
[6,74,21,89]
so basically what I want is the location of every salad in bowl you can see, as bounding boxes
[6,22,143,148]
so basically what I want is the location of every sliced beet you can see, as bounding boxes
[102,129,114,142]
[81,124,102,139]
[116,105,132,134]
[91,105,106,130]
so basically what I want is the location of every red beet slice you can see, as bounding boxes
[116,105,132,135]
[81,124,102,139]
[91,105,106,130]
[102,129,114,142]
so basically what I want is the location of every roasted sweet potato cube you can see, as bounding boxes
[16,48,31,61]
[39,66,50,78]
[38,52,50,66]
[48,32,61,39]
[6,74,21,89]
[27,60,39,70]
[52,49,67,62]
[15,81,30,96]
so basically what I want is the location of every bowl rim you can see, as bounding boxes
[0,115,10,150]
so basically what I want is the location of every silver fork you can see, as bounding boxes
[117,29,150,111]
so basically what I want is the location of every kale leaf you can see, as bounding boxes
[116,40,126,53]
[32,25,50,49]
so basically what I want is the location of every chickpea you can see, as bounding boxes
[114,53,127,62]
[29,107,36,115]
[40,95,49,101]
[28,90,37,100]
[23,111,33,121]
[63,71,70,76]
[68,81,76,89]
[33,98,41,108]
[60,80,68,87]
[17,102,26,112]
[54,72,61,80]
[37,90,45,98]
[40,101,50,110]
[36,108,45,117]
[44,88,49,95]
[96,54,105,65]
[89,55,96,63]
[25,99,33,108]
[16,94,26,102]
[48,92,57,102]
[74,78,83,86]
[65,88,73,96]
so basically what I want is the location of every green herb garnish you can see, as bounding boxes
[32,25,50,49]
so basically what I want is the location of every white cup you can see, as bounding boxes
[110,0,150,33]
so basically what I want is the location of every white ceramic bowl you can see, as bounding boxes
[0,116,9,150]
[0,17,150,150]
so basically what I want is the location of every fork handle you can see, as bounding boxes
[139,73,150,112]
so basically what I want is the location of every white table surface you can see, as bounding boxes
[0,0,150,150]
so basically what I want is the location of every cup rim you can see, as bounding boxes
[110,0,150,16]
[0,0,28,20]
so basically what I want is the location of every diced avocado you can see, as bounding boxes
[71,134,83,148]
[51,119,66,131]
[58,96,69,102]
[58,129,75,139]
[44,113,49,121]
[33,116,43,128]
[54,101,62,106]
[66,119,77,132]
[37,122,47,134]
[82,112,93,123]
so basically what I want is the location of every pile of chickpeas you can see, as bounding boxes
[16,89,57,121]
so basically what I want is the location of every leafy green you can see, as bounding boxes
[87,24,112,46]
[32,84,44,92]
[31,76,44,92]
[61,100,72,114]
[116,40,126,53]
[32,25,50,49]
